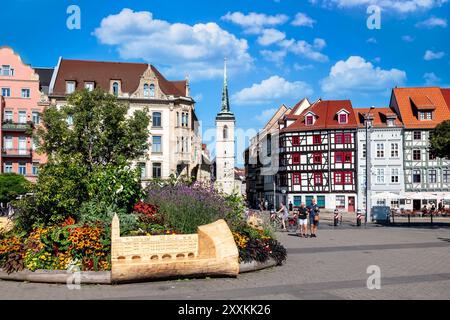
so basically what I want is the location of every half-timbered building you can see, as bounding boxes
[278,100,358,211]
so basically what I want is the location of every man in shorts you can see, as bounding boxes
[297,203,308,238]
[307,198,320,237]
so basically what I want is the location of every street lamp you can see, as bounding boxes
[365,106,375,227]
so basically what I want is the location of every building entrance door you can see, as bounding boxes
[413,199,421,211]
[348,196,355,212]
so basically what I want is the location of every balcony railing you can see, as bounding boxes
[1,148,32,157]
[2,121,33,132]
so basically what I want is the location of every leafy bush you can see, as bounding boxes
[0,173,31,205]
[145,182,233,234]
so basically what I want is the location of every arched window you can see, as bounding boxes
[143,84,149,97]
[223,125,228,139]
[149,84,155,97]
[112,82,119,96]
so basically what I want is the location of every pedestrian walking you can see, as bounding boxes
[307,198,320,237]
[297,203,308,237]
[288,201,293,213]
[276,202,289,231]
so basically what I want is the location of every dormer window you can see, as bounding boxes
[112,81,120,96]
[143,84,149,97]
[306,115,314,125]
[149,84,155,97]
[84,82,94,92]
[66,81,75,94]
[419,111,433,120]
[387,119,394,127]
[337,109,349,124]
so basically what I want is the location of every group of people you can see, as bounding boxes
[273,198,320,238]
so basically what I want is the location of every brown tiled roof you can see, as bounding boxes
[52,59,186,96]
[390,87,450,129]
[281,100,357,132]
[441,88,450,111]
[354,107,403,128]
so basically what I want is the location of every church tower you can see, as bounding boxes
[215,59,236,195]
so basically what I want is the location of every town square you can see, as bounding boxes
[0,0,449,303]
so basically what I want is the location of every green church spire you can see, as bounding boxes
[217,58,234,120]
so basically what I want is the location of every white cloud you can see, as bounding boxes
[423,72,441,85]
[294,63,314,71]
[260,50,287,65]
[232,76,314,105]
[279,38,328,62]
[257,29,286,46]
[255,108,278,123]
[416,16,447,28]
[292,13,316,27]
[321,56,406,94]
[424,50,445,60]
[94,9,253,80]
[310,0,449,13]
[367,37,377,44]
[402,35,415,42]
[221,11,289,34]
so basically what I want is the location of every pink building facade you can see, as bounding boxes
[0,46,49,182]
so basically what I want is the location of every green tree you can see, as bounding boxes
[0,173,31,204]
[35,89,150,168]
[429,120,450,159]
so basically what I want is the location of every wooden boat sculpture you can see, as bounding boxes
[111,214,239,283]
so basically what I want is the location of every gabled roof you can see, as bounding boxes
[354,107,403,128]
[51,59,186,97]
[390,87,450,129]
[281,100,357,132]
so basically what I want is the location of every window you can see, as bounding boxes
[292,153,300,164]
[387,119,394,127]
[317,196,325,208]
[266,134,271,157]
[66,81,75,94]
[376,168,385,183]
[4,110,12,121]
[1,65,13,76]
[1,88,11,97]
[413,149,421,161]
[18,163,26,175]
[313,153,321,164]
[391,143,399,157]
[335,133,343,144]
[344,133,351,144]
[293,173,301,185]
[334,172,342,184]
[292,136,300,146]
[32,163,39,176]
[149,84,155,97]
[444,170,450,183]
[419,111,433,120]
[362,144,366,158]
[152,112,161,127]
[306,115,314,125]
[335,152,343,163]
[344,153,351,163]
[413,131,421,140]
[143,84,149,97]
[391,168,399,183]
[314,172,322,185]
[428,169,437,183]
[4,162,13,173]
[138,163,146,179]
[313,135,321,144]
[152,136,162,153]
[112,82,119,96]
[412,170,421,183]
[339,113,347,124]
[32,111,40,125]
[18,111,27,123]
[223,126,228,139]
[376,143,384,158]
[293,196,301,206]
[4,136,12,149]
[152,163,162,179]
[21,88,30,98]
[429,151,436,161]
[344,172,352,184]
[84,82,94,91]
[176,112,180,127]
[336,195,345,209]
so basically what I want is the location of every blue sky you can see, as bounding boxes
[1,0,449,164]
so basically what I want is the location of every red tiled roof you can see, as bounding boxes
[52,59,186,96]
[441,88,450,111]
[390,87,450,129]
[353,107,403,128]
[281,100,357,132]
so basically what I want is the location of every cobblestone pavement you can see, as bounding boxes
[0,223,449,300]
